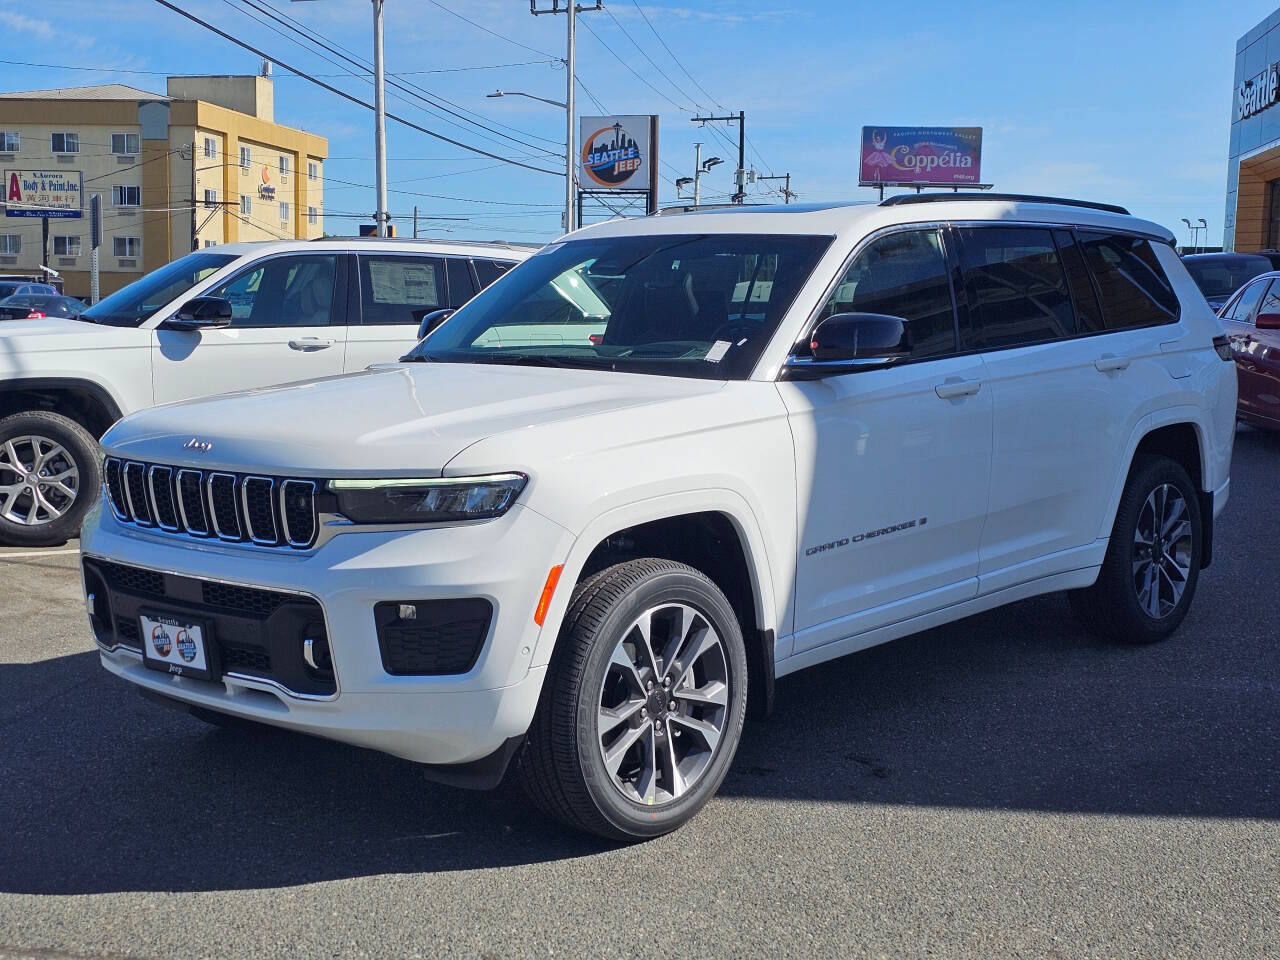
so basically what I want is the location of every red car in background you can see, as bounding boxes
[1217,270,1280,430]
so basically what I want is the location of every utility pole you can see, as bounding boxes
[757,172,796,204]
[372,0,389,237]
[530,1,601,232]
[692,111,747,203]
[693,142,701,207]
[413,205,419,239]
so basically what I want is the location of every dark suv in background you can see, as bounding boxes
[1182,252,1273,312]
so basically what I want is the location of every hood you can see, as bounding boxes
[102,362,725,475]
[0,316,140,354]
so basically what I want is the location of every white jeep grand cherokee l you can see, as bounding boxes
[0,238,529,547]
[82,195,1236,840]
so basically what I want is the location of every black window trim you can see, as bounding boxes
[784,218,1186,378]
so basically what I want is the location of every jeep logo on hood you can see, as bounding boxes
[182,437,213,454]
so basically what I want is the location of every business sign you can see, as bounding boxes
[4,169,83,218]
[1238,62,1280,121]
[258,164,276,201]
[580,115,655,190]
[858,127,983,187]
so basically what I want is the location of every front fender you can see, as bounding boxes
[529,487,780,669]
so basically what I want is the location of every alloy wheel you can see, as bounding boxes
[596,602,730,806]
[1132,483,1194,619]
[0,435,80,527]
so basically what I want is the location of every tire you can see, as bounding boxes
[0,410,101,548]
[518,559,749,841]
[1068,456,1203,644]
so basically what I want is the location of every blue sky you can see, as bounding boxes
[0,0,1275,245]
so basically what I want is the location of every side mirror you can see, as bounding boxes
[1257,311,1280,330]
[782,313,910,379]
[416,307,454,341]
[165,296,233,331]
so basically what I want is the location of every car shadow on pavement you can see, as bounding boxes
[1,426,1276,895]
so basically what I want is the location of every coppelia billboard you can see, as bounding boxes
[579,115,657,191]
[858,127,983,187]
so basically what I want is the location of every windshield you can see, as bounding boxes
[80,251,236,326]
[406,233,832,379]
[1184,256,1271,299]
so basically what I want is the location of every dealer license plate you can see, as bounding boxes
[140,612,214,681]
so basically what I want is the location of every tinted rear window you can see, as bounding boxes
[474,259,514,288]
[1078,233,1179,329]
[956,227,1075,349]
[1183,255,1271,299]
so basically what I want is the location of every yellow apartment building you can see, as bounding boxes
[0,74,327,298]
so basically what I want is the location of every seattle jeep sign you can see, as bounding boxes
[1238,62,1280,121]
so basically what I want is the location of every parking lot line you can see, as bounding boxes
[0,548,81,560]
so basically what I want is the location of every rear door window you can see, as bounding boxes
[445,257,476,308]
[1077,233,1179,329]
[357,254,444,325]
[1052,230,1104,334]
[473,258,514,288]
[955,226,1075,350]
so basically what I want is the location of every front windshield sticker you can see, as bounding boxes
[705,340,732,363]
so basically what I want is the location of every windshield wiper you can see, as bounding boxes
[399,352,433,363]
[464,353,597,369]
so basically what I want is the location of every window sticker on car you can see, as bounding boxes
[705,340,732,362]
[369,261,437,304]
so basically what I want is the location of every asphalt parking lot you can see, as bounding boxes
[0,427,1276,960]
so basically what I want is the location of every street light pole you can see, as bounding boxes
[693,142,701,207]
[564,0,576,232]
[372,0,389,236]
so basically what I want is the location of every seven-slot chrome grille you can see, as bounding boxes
[103,457,317,549]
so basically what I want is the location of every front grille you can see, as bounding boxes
[149,466,179,531]
[374,599,492,675]
[103,458,318,549]
[97,558,165,596]
[221,644,272,672]
[201,581,290,617]
[114,616,141,650]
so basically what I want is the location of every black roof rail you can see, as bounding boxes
[880,192,1129,216]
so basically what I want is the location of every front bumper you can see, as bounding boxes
[82,501,573,766]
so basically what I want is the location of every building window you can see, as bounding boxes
[112,185,141,207]
[203,137,217,159]
[204,188,218,208]
[279,156,290,179]
[53,236,82,257]
[1268,181,1280,251]
[1,131,19,152]
[307,206,318,225]
[240,146,251,170]
[113,237,141,258]
[110,132,140,155]
[51,132,79,154]
[308,161,318,181]
[279,201,290,222]
[204,239,217,248]
[240,195,252,216]
[0,235,21,254]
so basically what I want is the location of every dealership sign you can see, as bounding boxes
[580,115,654,190]
[858,127,983,187]
[1238,62,1280,120]
[4,169,83,218]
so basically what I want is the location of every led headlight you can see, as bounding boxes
[328,473,527,524]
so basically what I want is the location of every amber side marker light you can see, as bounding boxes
[534,564,564,626]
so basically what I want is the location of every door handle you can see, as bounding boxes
[1094,353,1132,373]
[288,337,335,351]
[934,377,982,399]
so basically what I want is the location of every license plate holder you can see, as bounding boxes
[140,610,215,681]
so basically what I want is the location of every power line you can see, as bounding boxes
[150,0,562,177]
[0,56,559,78]
[234,0,564,154]
[423,0,559,60]
[600,3,703,112]
[626,0,726,111]
[577,17,687,113]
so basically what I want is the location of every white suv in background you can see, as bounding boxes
[0,238,532,546]
[82,195,1236,840]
